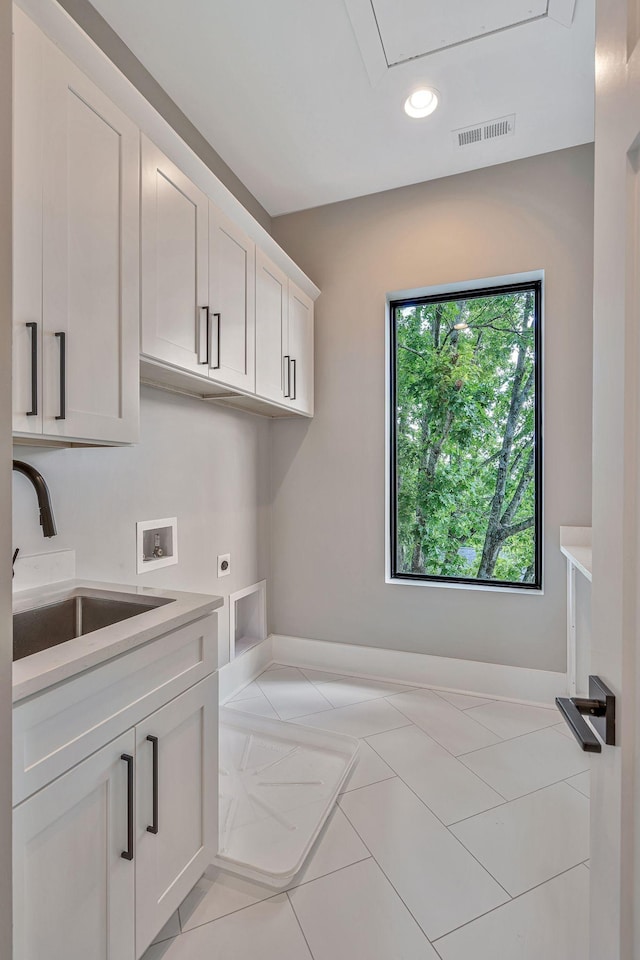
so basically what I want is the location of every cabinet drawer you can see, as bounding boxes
[13,615,216,805]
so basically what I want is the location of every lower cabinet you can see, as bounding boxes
[13,674,218,960]
[135,677,217,956]
[13,729,136,960]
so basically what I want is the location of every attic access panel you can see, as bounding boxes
[370,0,548,64]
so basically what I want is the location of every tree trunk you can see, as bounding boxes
[477,293,535,579]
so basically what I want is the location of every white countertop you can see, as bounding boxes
[13,579,223,702]
[560,526,592,582]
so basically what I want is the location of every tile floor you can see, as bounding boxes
[143,665,591,960]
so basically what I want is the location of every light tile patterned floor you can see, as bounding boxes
[142,665,590,960]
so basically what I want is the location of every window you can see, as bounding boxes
[389,280,542,590]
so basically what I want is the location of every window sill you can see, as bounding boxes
[385,576,544,596]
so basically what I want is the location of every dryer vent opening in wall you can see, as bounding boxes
[453,114,516,148]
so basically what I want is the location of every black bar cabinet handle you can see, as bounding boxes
[210,312,221,369]
[26,322,38,416]
[555,698,601,753]
[54,332,66,420]
[198,306,209,365]
[121,753,134,860]
[283,355,290,397]
[146,735,159,835]
[291,358,297,401]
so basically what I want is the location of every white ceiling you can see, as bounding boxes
[87,0,595,216]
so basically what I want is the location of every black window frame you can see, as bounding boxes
[389,279,543,591]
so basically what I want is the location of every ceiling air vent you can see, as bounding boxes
[458,126,482,147]
[453,114,516,149]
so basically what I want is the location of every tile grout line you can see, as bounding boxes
[430,862,588,946]
[260,664,562,717]
[254,673,288,720]
[383,692,564,757]
[460,703,561,738]
[269,664,564,714]
[245,684,586,818]
[334,801,450,951]
[251,671,587,824]
[366,710,516,802]
[347,768,514,903]
[565,777,590,800]
[363,727,509,807]
[348,741,589,903]
[178,855,375,938]
[338,772,397,797]
[178,891,282,939]
[256,667,347,719]
[444,775,589,829]
[366,713,515,799]
[290,693,417,729]
[443,722,578,757]
[256,667,331,721]
[363,726,590,833]
[286,890,317,960]
[255,668,559,735]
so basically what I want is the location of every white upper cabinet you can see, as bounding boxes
[42,44,140,443]
[286,281,314,416]
[255,249,288,404]
[141,135,209,376]
[208,205,256,392]
[13,10,43,438]
[13,10,140,445]
[141,145,256,393]
[14,9,318,427]
[255,253,314,416]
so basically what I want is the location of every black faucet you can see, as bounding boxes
[13,460,57,538]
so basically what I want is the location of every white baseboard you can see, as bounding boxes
[270,634,567,707]
[219,636,273,703]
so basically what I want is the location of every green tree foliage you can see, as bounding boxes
[394,289,537,584]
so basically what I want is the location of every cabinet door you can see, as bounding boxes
[141,136,209,377]
[135,674,218,957]
[13,9,44,436]
[13,730,136,960]
[41,43,140,443]
[287,280,314,416]
[255,249,288,404]
[208,204,255,391]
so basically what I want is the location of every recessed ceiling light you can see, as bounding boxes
[404,87,439,119]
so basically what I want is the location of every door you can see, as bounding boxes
[256,248,288,404]
[12,8,43,436]
[13,730,135,960]
[208,204,255,391]
[287,280,314,416]
[591,2,640,956]
[141,135,209,376]
[41,41,139,443]
[134,675,217,957]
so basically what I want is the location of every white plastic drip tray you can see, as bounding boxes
[213,708,359,888]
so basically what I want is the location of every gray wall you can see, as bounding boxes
[0,0,12,950]
[13,387,271,660]
[271,145,594,673]
[55,0,272,233]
